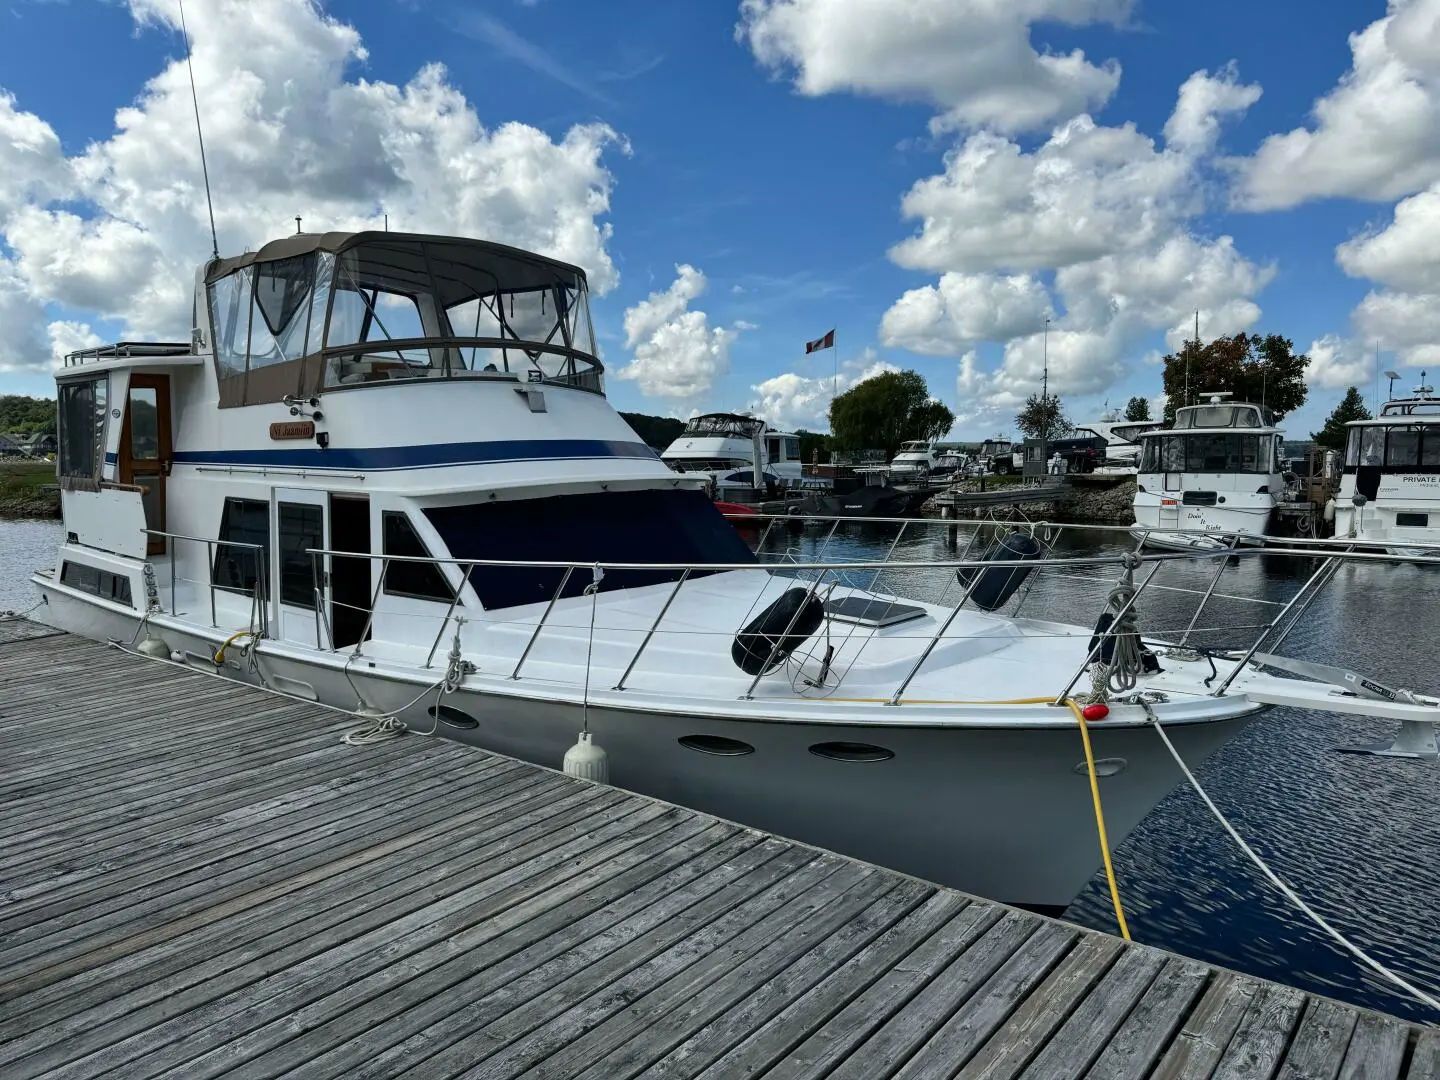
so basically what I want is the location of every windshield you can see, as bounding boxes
[207,235,601,407]
[1141,433,1273,473]
[1345,424,1440,470]
[424,488,757,610]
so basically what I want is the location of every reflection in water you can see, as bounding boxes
[3,514,1437,1020]
[756,517,1440,1023]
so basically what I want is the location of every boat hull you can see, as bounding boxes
[34,583,1259,911]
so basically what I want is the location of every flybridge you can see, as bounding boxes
[201,231,604,408]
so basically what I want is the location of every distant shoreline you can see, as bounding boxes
[0,460,61,520]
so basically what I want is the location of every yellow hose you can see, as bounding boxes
[1066,698,1131,940]
[214,630,257,666]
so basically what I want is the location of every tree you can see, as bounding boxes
[794,429,831,464]
[1159,333,1309,420]
[1014,394,1072,441]
[619,412,686,451]
[828,370,955,459]
[1124,396,1151,422]
[0,395,57,434]
[1311,387,1371,450]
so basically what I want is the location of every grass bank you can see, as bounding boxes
[0,460,60,519]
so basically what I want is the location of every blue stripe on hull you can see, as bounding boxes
[165,439,659,472]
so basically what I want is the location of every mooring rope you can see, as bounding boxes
[1146,704,1440,1016]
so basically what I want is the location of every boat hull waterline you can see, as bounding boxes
[35,582,1262,912]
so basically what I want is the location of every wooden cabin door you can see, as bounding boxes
[118,375,172,555]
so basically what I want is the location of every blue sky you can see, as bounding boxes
[2,0,1437,441]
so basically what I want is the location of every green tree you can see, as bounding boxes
[827,370,955,459]
[1160,333,1309,420]
[1014,394,1072,441]
[794,429,831,464]
[1123,396,1151,422]
[1311,387,1371,450]
[0,395,57,434]
[619,412,686,451]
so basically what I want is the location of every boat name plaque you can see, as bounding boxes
[269,420,316,440]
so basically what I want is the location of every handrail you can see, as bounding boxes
[295,544,1440,572]
[143,528,268,634]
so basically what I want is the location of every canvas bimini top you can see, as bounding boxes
[203,231,602,408]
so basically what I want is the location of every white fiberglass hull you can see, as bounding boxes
[34,583,1259,911]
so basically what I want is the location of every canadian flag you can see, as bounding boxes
[805,329,835,353]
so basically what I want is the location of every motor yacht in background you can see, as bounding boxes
[1076,410,1163,475]
[1131,394,1286,550]
[887,440,936,478]
[32,230,1440,912]
[1334,375,1440,557]
[659,412,804,495]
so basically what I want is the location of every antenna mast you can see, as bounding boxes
[178,0,219,260]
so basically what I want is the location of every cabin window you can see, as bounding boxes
[1345,428,1361,469]
[382,512,455,602]
[1423,432,1440,469]
[210,268,253,380]
[424,488,756,611]
[213,498,270,596]
[60,561,133,606]
[248,254,315,371]
[277,502,323,608]
[1385,427,1421,468]
[1359,427,1385,467]
[784,437,801,459]
[1397,513,1430,528]
[57,377,107,481]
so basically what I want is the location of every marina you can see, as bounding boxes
[2,622,1437,1079]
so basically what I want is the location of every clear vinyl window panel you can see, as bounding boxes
[57,377,107,481]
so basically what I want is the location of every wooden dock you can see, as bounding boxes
[1,622,1435,1079]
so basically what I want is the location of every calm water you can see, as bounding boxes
[4,515,1438,1021]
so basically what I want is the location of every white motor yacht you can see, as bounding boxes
[1333,376,1440,558]
[1132,395,1286,551]
[659,413,803,492]
[33,231,1440,912]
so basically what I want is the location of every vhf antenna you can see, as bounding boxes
[178,0,219,260]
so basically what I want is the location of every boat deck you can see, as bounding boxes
[1,620,1435,1079]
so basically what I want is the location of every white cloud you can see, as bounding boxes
[1236,0,1440,210]
[0,0,624,369]
[746,349,897,431]
[736,0,1131,134]
[1331,181,1440,367]
[880,273,1051,355]
[882,66,1269,415]
[614,265,737,403]
[0,258,51,374]
[1307,334,1380,390]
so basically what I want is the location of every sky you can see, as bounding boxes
[2,0,1439,442]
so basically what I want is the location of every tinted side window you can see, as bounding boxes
[383,512,455,602]
[278,502,323,607]
[214,498,269,596]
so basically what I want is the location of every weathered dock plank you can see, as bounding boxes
[0,625,1429,1080]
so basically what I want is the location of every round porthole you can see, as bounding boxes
[809,741,894,763]
[678,734,755,757]
[428,704,480,729]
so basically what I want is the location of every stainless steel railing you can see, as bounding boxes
[290,522,1439,703]
[142,528,269,635]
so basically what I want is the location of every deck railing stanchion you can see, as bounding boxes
[511,565,575,679]
[887,559,993,706]
[1178,535,1240,647]
[615,568,691,691]
[1211,550,1346,697]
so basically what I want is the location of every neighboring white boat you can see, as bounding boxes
[1077,411,1164,476]
[1332,376,1440,558]
[659,412,804,490]
[888,440,936,477]
[32,230,1440,913]
[1132,395,1286,549]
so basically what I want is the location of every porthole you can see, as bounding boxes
[678,734,755,757]
[809,741,894,763]
[1072,757,1128,777]
[428,704,480,729]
